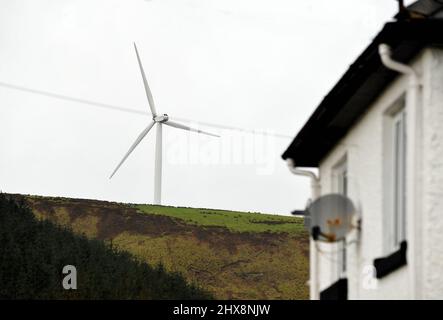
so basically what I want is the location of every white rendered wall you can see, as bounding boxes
[312,48,443,299]
[421,48,443,299]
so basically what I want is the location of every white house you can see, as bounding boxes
[283,0,443,300]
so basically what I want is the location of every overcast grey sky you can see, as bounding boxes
[0,0,413,215]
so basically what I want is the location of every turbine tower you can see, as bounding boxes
[110,43,219,205]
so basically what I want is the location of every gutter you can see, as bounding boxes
[286,158,320,199]
[378,43,420,86]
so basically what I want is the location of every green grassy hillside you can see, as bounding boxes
[136,205,304,233]
[17,194,309,299]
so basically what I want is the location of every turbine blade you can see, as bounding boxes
[171,116,292,139]
[109,121,155,179]
[164,120,220,137]
[134,42,157,116]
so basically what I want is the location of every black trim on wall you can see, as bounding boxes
[319,278,348,300]
[373,241,407,279]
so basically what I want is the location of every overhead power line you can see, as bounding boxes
[0,80,292,139]
[0,81,147,116]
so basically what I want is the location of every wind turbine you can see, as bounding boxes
[109,43,219,205]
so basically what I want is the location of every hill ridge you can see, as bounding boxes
[11,193,309,299]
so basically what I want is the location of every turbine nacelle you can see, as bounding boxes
[154,114,169,123]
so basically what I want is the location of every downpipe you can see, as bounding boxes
[286,158,320,299]
[379,43,422,298]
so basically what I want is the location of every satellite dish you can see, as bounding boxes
[306,194,356,242]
